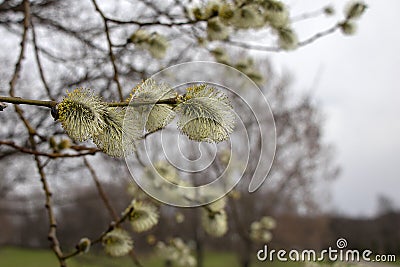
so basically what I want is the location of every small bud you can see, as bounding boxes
[147,33,169,59]
[345,1,367,20]
[129,29,149,43]
[265,8,289,29]
[191,7,204,20]
[211,47,230,64]
[175,212,185,223]
[58,139,71,150]
[261,0,286,12]
[247,71,264,84]
[231,5,265,29]
[207,17,230,41]
[261,216,277,229]
[324,6,335,16]
[78,237,91,253]
[277,27,298,50]
[129,30,168,59]
[218,149,231,165]
[49,136,57,151]
[340,21,357,35]
[204,1,220,19]
[218,3,234,22]
[228,190,241,200]
[146,234,157,245]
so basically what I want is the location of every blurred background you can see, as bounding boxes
[0,0,399,267]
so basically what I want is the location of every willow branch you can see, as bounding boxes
[106,17,198,27]
[0,96,56,108]
[108,97,179,107]
[0,95,179,109]
[297,24,340,47]
[7,2,66,266]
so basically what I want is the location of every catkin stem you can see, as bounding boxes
[0,95,179,109]
[0,96,57,108]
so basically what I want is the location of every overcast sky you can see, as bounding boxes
[270,0,400,216]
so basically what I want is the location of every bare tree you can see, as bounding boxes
[0,0,365,266]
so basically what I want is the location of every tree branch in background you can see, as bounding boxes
[91,0,123,101]
[31,16,55,101]
[226,23,341,52]
[83,157,119,220]
[0,140,100,158]
[7,1,66,266]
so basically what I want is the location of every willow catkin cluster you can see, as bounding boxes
[191,0,298,50]
[128,199,159,233]
[249,216,276,243]
[57,80,235,157]
[57,88,107,142]
[129,79,176,134]
[230,4,265,29]
[175,84,235,143]
[92,107,133,157]
[57,88,139,157]
[102,228,133,257]
[199,189,229,237]
[207,17,230,41]
[129,30,169,59]
[201,209,228,237]
[156,238,197,267]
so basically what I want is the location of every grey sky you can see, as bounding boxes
[272,0,400,216]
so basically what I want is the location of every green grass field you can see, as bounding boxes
[0,246,302,267]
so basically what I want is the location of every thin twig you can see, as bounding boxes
[82,159,144,267]
[62,206,134,260]
[0,140,100,158]
[31,16,54,100]
[297,24,340,47]
[226,23,341,52]
[83,157,119,220]
[291,7,325,23]
[8,2,29,98]
[91,0,123,101]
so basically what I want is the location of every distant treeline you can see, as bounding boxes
[0,183,399,256]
